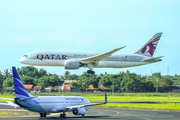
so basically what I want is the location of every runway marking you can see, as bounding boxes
[117,111,152,120]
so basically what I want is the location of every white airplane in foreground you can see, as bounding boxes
[19,33,164,74]
[0,67,107,118]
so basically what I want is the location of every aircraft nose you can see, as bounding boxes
[19,58,24,63]
[19,57,28,64]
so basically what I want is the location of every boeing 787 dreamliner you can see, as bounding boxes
[19,33,164,74]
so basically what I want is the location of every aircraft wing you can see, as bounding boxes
[66,102,106,111]
[141,56,164,62]
[52,102,106,112]
[53,93,107,112]
[65,92,107,111]
[80,46,126,64]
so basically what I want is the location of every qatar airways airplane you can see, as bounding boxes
[19,33,164,74]
[0,67,107,118]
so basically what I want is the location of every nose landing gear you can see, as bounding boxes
[40,113,46,117]
[60,112,66,118]
[60,113,66,118]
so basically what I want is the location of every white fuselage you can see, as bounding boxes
[19,51,159,69]
[19,96,91,113]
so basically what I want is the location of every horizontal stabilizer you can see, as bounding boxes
[141,56,164,62]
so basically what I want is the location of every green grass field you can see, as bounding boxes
[0,92,180,110]
[0,112,11,117]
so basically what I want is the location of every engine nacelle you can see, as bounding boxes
[64,60,81,69]
[72,108,87,115]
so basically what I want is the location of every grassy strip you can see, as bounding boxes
[1,92,180,110]
[0,112,12,117]
[32,92,180,97]
[84,96,180,103]
[0,93,15,101]
[95,103,180,110]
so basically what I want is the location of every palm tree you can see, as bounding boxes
[0,71,4,92]
[3,69,10,79]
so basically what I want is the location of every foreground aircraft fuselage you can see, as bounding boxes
[17,96,92,116]
[19,33,164,74]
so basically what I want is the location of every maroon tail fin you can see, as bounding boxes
[134,33,162,57]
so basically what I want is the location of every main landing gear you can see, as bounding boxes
[87,70,95,74]
[40,113,46,118]
[87,64,95,74]
[60,113,66,118]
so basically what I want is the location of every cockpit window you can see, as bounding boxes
[23,55,28,57]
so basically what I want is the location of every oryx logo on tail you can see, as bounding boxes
[141,36,161,57]
[135,33,162,57]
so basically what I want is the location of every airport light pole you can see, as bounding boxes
[156,78,158,93]
[112,80,114,94]
[86,78,87,93]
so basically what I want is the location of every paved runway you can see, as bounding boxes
[0,105,180,120]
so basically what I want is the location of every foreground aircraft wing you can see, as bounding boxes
[65,102,106,111]
[66,92,107,111]
[80,46,126,64]
[51,102,106,112]
[141,56,164,62]
[52,93,108,112]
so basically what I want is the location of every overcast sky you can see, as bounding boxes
[0,0,179,76]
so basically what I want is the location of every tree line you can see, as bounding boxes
[0,66,178,93]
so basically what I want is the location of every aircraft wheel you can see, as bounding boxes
[91,71,95,74]
[43,113,46,117]
[40,113,46,117]
[40,113,43,117]
[82,114,85,117]
[87,70,91,73]
[87,70,95,74]
[60,114,66,118]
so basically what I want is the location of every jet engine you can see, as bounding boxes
[72,108,87,115]
[64,60,82,69]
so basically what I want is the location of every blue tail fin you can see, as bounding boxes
[12,67,34,99]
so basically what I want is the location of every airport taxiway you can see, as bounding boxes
[0,105,180,120]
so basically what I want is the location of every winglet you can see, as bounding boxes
[105,92,107,104]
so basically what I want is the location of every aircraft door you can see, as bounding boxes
[128,56,133,62]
